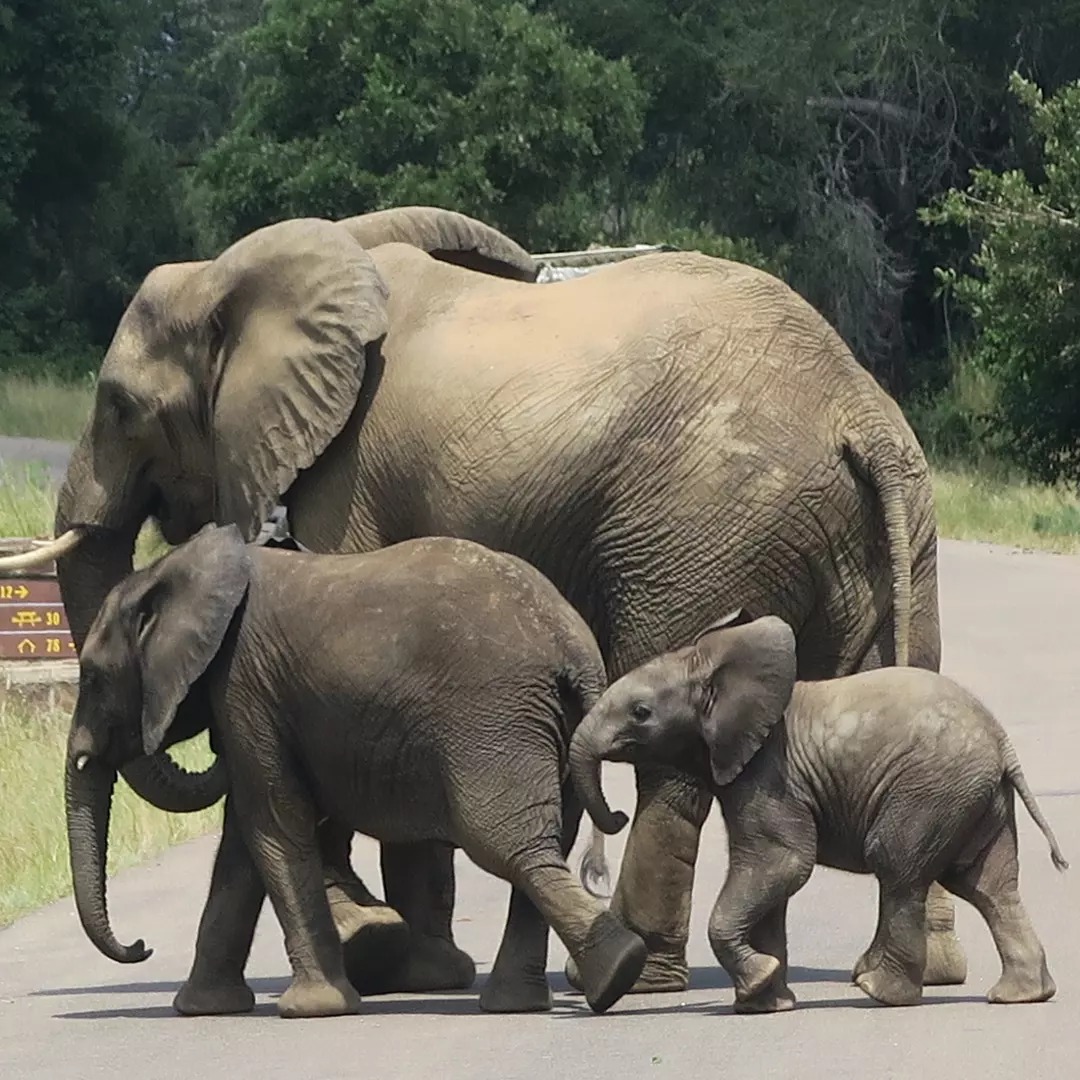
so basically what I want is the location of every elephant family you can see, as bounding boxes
[5,203,962,995]
[571,609,1066,1011]
[65,525,648,1017]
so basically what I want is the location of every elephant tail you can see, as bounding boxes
[556,664,614,899]
[844,428,912,667]
[1003,742,1070,872]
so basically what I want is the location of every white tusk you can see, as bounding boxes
[0,529,84,570]
[75,754,90,772]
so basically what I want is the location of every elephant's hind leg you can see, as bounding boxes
[463,778,646,1015]
[374,841,477,994]
[940,819,1056,1004]
[316,821,412,995]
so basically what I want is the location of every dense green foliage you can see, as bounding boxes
[198,0,644,250]
[924,74,1080,486]
[3,0,1080,481]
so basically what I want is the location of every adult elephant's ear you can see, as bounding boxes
[338,206,538,282]
[175,218,390,540]
[693,616,797,787]
[130,525,252,756]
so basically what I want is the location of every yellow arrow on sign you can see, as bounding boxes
[13,585,27,599]
[17,639,36,654]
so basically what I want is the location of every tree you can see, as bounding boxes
[923,73,1080,486]
[196,0,645,250]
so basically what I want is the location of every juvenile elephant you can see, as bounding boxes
[8,203,957,996]
[571,610,1067,1011]
[64,525,647,1017]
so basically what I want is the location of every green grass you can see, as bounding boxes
[0,465,169,563]
[932,465,1080,555]
[0,375,93,442]
[0,463,57,538]
[0,695,222,927]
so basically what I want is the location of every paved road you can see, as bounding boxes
[2,538,1078,1080]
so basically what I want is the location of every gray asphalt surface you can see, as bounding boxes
[1,539,1077,1080]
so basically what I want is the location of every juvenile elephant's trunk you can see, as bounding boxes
[122,753,226,813]
[569,723,629,836]
[65,751,151,964]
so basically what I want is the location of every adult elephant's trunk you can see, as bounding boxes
[65,750,151,964]
[569,722,629,836]
[55,435,226,813]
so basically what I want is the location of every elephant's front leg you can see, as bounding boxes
[242,781,362,1018]
[174,797,264,1016]
[369,840,477,994]
[315,820,411,992]
[579,763,712,993]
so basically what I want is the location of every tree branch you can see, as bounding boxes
[806,95,920,126]
[957,192,1080,230]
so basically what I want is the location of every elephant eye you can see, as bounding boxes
[630,702,652,723]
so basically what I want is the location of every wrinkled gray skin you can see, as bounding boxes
[573,610,1068,1011]
[20,204,962,995]
[64,525,647,1018]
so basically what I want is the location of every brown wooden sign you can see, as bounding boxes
[0,562,74,661]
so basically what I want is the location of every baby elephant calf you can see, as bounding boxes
[570,609,1068,1012]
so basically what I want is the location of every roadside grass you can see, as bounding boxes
[0,375,93,442]
[0,695,221,927]
[931,465,1080,555]
[0,463,168,564]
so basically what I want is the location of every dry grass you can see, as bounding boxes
[0,376,93,442]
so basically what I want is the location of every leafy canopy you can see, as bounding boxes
[198,0,645,249]
[924,73,1080,486]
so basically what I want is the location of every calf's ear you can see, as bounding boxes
[126,525,252,755]
[693,615,797,787]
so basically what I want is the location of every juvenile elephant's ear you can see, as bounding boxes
[129,525,252,756]
[693,616,797,787]
[172,218,390,540]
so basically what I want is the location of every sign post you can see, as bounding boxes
[0,540,75,662]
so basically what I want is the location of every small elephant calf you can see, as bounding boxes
[571,609,1067,1012]
[64,525,647,1018]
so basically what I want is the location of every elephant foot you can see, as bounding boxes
[855,965,923,1007]
[173,979,255,1016]
[922,927,968,986]
[987,965,1056,1004]
[277,977,362,1019]
[572,912,649,1014]
[479,973,553,1014]
[733,984,796,1014]
[565,944,688,996]
[732,953,781,1005]
[358,936,477,995]
[328,883,412,995]
[851,944,884,982]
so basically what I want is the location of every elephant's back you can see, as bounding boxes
[250,539,600,682]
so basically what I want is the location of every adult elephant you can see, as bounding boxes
[5,206,965,995]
